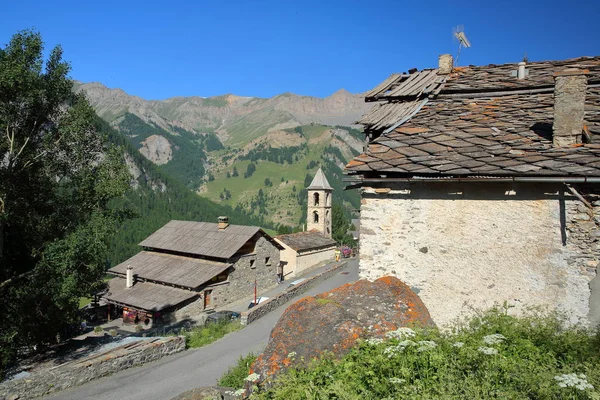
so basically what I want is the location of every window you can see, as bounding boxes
[326,192,330,206]
[250,259,255,268]
[313,211,319,223]
[265,257,271,265]
[313,192,320,206]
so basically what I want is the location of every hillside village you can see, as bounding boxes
[2,16,600,400]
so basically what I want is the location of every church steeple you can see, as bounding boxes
[306,168,332,237]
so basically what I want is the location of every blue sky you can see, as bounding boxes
[3,0,599,100]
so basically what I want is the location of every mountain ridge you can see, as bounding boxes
[74,81,371,145]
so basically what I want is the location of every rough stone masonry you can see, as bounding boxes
[359,182,600,328]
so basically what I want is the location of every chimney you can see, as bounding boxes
[218,216,229,230]
[438,54,453,75]
[126,266,134,288]
[517,61,526,79]
[553,69,589,147]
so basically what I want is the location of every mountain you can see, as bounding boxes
[75,82,370,145]
[77,83,370,230]
[95,117,268,266]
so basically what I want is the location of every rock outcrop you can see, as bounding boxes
[251,276,434,383]
[139,134,173,165]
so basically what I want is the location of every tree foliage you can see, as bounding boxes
[0,31,129,375]
[332,203,355,246]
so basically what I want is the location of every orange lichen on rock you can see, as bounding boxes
[250,276,434,385]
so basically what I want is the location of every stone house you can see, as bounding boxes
[275,168,337,278]
[275,232,336,278]
[103,217,283,324]
[345,55,600,327]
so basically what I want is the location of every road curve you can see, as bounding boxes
[46,259,359,400]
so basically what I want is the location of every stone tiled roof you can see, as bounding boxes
[109,251,230,289]
[346,56,600,178]
[139,220,261,259]
[104,278,197,312]
[307,168,333,190]
[275,231,336,252]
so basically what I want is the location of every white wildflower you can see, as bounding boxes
[385,327,416,339]
[234,389,245,397]
[287,351,297,358]
[245,372,260,382]
[483,334,506,345]
[388,377,406,384]
[383,340,415,358]
[478,346,498,355]
[417,340,437,352]
[452,342,465,348]
[365,337,384,346]
[554,373,594,390]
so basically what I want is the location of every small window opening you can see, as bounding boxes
[313,192,320,206]
[265,257,271,265]
[313,211,319,223]
[250,259,255,268]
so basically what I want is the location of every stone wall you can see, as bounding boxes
[241,261,347,325]
[296,247,336,275]
[0,336,185,399]
[212,236,280,308]
[359,182,600,328]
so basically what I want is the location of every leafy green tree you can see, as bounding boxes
[232,166,238,177]
[332,204,355,246]
[0,31,129,375]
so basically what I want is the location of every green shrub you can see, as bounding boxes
[219,353,257,388]
[93,326,103,334]
[255,308,600,399]
[184,320,242,349]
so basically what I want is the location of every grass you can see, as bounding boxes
[183,320,243,349]
[219,353,258,388]
[203,131,335,227]
[252,308,600,399]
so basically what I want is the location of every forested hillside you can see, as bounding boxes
[96,117,269,265]
[77,81,367,233]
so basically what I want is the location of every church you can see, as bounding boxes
[274,168,337,278]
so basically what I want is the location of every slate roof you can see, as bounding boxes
[104,278,197,312]
[307,168,333,190]
[275,231,336,252]
[346,56,600,178]
[139,220,263,259]
[109,251,230,289]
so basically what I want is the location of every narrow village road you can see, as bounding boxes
[46,259,359,400]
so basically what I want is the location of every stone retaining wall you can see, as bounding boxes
[0,336,185,399]
[241,261,348,325]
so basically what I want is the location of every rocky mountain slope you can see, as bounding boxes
[76,82,370,229]
[75,82,370,145]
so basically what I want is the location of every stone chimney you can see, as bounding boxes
[438,54,453,75]
[218,216,229,230]
[126,266,134,288]
[517,61,527,79]
[553,69,589,147]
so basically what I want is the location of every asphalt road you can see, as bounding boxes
[47,259,359,400]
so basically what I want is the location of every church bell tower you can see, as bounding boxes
[306,168,333,237]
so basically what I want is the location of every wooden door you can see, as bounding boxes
[204,290,212,309]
